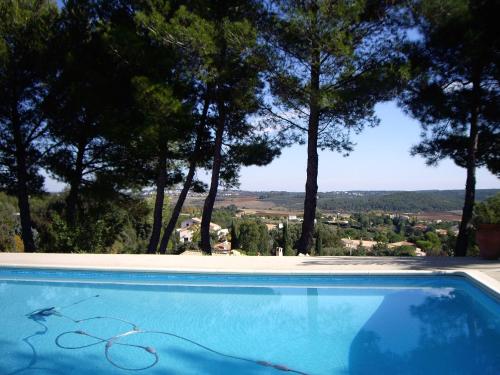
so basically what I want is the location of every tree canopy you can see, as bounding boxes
[264,0,406,253]
[400,0,500,255]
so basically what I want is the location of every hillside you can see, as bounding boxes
[253,189,500,213]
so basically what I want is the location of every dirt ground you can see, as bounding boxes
[214,196,276,209]
[414,211,462,222]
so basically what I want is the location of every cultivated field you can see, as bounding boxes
[414,211,462,222]
[183,192,464,222]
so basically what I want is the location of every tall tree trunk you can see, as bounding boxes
[158,91,211,254]
[297,32,320,255]
[12,101,36,252]
[147,148,167,254]
[200,105,225,255]
[455,74,481,257]
[66,140,86,227]
[158,162,195,254]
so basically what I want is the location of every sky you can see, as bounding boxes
[44,101,500,193]
[218,101,499,192]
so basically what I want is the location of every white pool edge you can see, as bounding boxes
[1,263,499,300]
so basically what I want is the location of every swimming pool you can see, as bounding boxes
[0,268,498,374]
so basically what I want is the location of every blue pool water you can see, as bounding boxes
[0,268,499,375]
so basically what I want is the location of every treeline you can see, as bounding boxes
[320,192,461,212]
[0,1,498,255]
[259,190,500,212]
[319,190,498,213]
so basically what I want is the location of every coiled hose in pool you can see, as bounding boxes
[27,296,309,374]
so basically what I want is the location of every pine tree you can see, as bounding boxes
[44,0,136,228]
[230,221,240,250]
[0,0,58,251]
[265,0,405,254]
[136,1,279,255]
[175,1,278,254]
[401,0,500,256]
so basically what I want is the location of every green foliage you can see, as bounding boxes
[353,246,367,256]
[230,221,240,250]
[0,0,58,193]
[0,0,59,250]
[322,246,349,256]
[211,206,239,229]
[237,219,271,255]
[393,245,416,257]
[314,230,322,256]
[374,231,389,244]
[387,231,405,243]
[474,193,500,225]
[281,222,291,255]
[175,240,199,255]
[371,242,391,256]
[266,0,405,151]
[416,232,443,256]
[259,190,500,212]
[441,234,457,257]
[29,192,151,253]
[401,0,500,176]
[316,224,343,248]
[265,0,406,252]
[0,192,18,251]
[400,0,500,256]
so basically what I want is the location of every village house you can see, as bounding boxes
[341,239,377,250]
[213,240,232,254]
[177,228,194,243]
[181,217,202,229]
[341,239,426,256]
[266,223,277,231]
[177,217,228,243]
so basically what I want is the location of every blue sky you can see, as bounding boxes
[44,101,499,193]
[232,101,499,192]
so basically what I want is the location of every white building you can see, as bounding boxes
[176,228,194,243]
[213,240,231,254]
[210,222,222,232]
[217,228,229,238]
[177,217,227,243]
[181,217,202,229]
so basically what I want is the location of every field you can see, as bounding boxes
[414,211,462,221]
[177,189,500,222]
[211,194,464,221]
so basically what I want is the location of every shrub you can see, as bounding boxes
[393,245,416,256]
[474,193,500,225]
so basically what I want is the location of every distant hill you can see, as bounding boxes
[253,189,500,213]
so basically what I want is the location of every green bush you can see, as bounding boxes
[474,193,500,225]
[322,246,349,256]
[352,246,367,256]
[393,245,416,256]
[0,192,18,251]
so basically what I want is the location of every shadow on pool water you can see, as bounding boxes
[348,290,500,374]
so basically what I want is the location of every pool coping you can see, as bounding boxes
[1,259,499,300]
